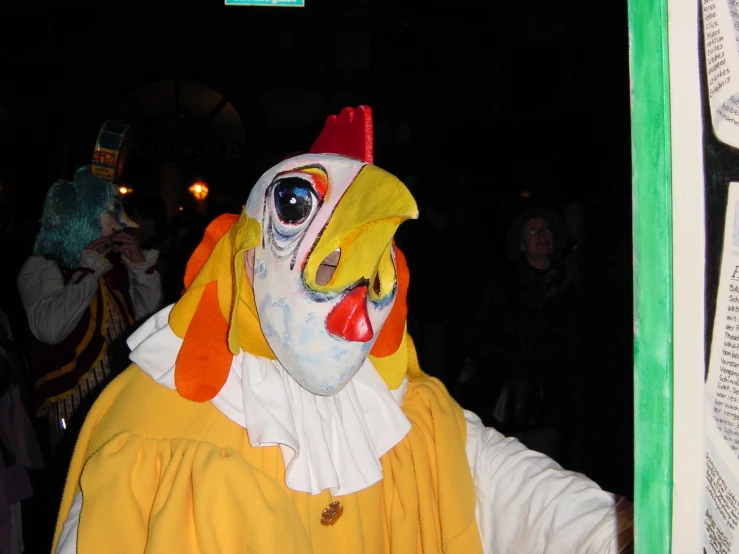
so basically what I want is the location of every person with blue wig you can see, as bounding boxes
[17,166,163,454]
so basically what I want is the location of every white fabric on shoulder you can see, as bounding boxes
[123,249,162,320]
[17,255,108,346]
[465,410,626,554]
[128,305,411,496]
[55,491,82,554]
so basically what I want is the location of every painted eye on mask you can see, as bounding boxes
[273,177,316,226]
[267,176,320,264]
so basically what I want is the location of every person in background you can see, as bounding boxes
[0,309,43,554]
[16,166,163,455]
[461,206,585,470]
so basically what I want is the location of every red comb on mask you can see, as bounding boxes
[309,106,373,164]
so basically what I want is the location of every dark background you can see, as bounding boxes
[0,0,631,220]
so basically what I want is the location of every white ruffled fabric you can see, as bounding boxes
[127,305,411,496]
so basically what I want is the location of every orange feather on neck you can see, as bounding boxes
[175,280,233,402]
[370,245,409,358]
[173,214,241,402]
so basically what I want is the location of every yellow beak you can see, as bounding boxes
[120,210,139,229]
[304,164,418,299]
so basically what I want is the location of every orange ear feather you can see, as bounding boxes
[370,245,409,358]
[175,214,242,402]
[174,281,233,402]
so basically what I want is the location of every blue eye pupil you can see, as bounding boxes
[274,178,314,225]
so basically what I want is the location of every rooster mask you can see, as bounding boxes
[170,106,419,400]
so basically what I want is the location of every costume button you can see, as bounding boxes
[320,501,343,526]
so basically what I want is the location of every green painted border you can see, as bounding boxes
[628,0,673,552]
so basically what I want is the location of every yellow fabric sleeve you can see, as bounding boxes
[383,372,483,553]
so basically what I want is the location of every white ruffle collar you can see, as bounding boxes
[127,305,411,496]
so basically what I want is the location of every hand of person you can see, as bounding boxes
[111,232,145,263]
[85,236,114,258]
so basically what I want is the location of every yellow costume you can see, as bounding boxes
[53,352,481,553]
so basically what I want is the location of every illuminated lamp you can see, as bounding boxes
[189,181,209,201]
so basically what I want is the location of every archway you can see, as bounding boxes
[111,79,247,220]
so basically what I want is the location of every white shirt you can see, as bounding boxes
[17,249,162,346]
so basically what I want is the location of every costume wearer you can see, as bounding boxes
[17,166,162,453]
[53,108,633,553]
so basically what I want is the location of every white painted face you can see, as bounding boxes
[100,212,121,237]
[245,154,418,396]
[100,190,137,237]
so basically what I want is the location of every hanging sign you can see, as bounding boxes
[91,120,132,182]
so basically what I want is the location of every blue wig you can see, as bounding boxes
[34,166,121,269]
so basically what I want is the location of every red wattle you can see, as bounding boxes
[325,285,374,342]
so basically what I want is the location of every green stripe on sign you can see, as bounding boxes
[628,0,673,551]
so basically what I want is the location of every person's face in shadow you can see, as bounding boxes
[520,217,554,267]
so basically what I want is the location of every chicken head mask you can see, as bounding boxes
[172,107,418,400]
[244,148,416,395]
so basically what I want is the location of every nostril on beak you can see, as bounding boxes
[316,248,341,286]
[372,273,381,295]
